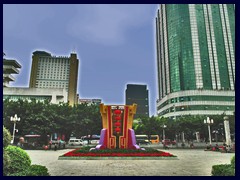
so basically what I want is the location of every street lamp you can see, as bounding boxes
[162,125,167,142]
[223,116,231,147]
[212,130,219,144]
[204,117,214,145]
[218,123,225,141]
[10,114,20,144]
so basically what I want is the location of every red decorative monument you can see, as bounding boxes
[95,103,141,150]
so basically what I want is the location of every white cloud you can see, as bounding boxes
[4,4,155,46]
[3,4,54,42]
[67,4,153,46]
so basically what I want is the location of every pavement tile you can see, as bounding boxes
[25,148,234,176]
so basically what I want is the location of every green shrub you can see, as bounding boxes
[212,164,235,176]
[3,127,12,148]
[231,155,235,168]
[27,165,50,176]
[3,150,11,176]
[5,145,31,175]
[10,165,50,176]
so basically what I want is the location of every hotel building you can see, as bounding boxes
[29,51,79,106]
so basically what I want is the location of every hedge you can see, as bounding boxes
[3,150,11,176]
[231,155,235,168]
[212,164,235,176]
[3,127,12,148]
[5,145,31,175]
[3,127,12,176]
[10,165,50,176]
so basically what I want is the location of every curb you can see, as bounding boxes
[58,156,179,160]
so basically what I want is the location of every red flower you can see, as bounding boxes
[63,149,175,157]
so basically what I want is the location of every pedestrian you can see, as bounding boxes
[49,141,52,150]
[17,137,25,148]
[190,142,194,149]
[54,143,57,151]
[223,142,227,152]
[226,145,231,153]
[181,142,185,148]
[163,143,169,149]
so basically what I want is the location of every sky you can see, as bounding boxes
[3,4,159,116]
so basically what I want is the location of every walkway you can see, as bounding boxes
[26,148,234,176]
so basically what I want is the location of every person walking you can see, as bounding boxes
[54,143,57,151]
[190,142,194,149]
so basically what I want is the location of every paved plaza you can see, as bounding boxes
[25,148,234,176]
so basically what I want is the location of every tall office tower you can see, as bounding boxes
[156,4,235,118]
[29,51,79,106]
[3,58,21,87]
[125,84,149,118]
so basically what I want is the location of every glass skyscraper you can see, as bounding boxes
[156,4,235,118]
[125,84,149,118]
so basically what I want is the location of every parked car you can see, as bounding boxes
[81,135,100,145]
[68,139,85,146]
[49,140,66,149]
[136,139,151,145]
[162,139,172,145]
[171,140,177,145]
[90,139,100,145]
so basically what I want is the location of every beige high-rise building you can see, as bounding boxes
[29,50,79,106]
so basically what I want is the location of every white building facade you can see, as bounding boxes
[3,87,68,104]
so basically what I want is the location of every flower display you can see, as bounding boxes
[62,147,176,157]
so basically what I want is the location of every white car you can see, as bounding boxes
[90,139,100,145]
[68,139,85,146]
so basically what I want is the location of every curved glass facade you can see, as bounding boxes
[167,5,196,92]
[156,4,235,118]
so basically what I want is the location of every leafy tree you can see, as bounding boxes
[3,99,235,144]
[3,127,12,148]
[133,115,168,141]
[3,127,11,176]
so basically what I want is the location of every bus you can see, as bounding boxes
[150,135,160,144]
[135,135,160,145]
[24,134,45,149]
[135,135,151,145]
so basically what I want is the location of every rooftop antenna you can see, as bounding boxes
[72,46,76,54]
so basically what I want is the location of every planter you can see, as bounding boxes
[59,147,177,160]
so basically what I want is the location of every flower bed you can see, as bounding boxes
[59,147,177,160]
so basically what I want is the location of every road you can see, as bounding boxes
[25,147,234,176]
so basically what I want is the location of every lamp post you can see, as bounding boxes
[212,130,219,144]
[204,117,214,145]
[195,132,200,142]
[182,132,185,143]
[162,125,167,142]
[218,123,225,142]
[10,114,20,144]
[223,116,231,147]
